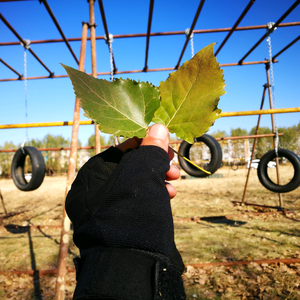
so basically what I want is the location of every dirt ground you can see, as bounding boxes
[0,163,299,299]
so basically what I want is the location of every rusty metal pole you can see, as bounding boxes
[54,22,88,300]
[266,64,283,207]
[241,85,267,203]
[89,0,101,154]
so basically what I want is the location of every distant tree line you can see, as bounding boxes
[210,122,300,159]
[0,122,299,177]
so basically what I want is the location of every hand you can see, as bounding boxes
[116,124,180,198]
[65,123,186,299]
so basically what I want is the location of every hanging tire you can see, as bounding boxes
[178,134,223,178]
[11,146,45,191]
[257,148,300,193]
[231,163,238,171]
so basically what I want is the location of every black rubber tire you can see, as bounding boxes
[257,148,300,193]
[11,146,45,191]
[178,134,223,178]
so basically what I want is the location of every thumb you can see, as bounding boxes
[140,124,169,153]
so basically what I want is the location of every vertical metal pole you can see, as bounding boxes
[54,22,88,300]
[241,84,267,203]
[89,0,101,154]
[266,64,283,207]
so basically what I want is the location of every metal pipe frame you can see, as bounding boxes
[98,0,117,73]
[0,59,279,82]
[54,22,88,300]
[0,13,54,76]
[175,0,205,69]
[40,0,79,65]
[143,0,154,72]
[89,0,101,154]
[0,134,283,153]
[0,108,299,130]
[1,22,299,47]
[238,0,300,64]
[0,58,22,78]
[214,0,255,56]
[241,84,267,204]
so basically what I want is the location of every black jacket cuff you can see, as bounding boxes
[73,247,186,300]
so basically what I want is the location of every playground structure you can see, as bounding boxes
[1,0,300,299]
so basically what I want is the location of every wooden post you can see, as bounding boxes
[54,22,88,300]
[89,0,101,154]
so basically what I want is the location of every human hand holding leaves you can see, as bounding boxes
[62,43,225,142]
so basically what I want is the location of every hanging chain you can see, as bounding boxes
[21,40,30,152]
[185,28,194,58]
[104,33,119,145]
[266,22,279,154]
[104,33,114,82]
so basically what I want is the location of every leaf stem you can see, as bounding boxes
[171,148,211,175]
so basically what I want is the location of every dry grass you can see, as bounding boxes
[0,163,299,299]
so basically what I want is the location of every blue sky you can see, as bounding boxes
[1,0,299,146]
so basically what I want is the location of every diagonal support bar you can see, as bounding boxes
[215,0,255,56]
[143,0,154,71]
[238,0,300,64]
[0,58,23,78]
[40,0,79,64]
[175,0,205,69]
[273,34,300,59]
[98,0,117,73]
[0,13,54,76]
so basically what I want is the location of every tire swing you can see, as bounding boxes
[11,147,45,191]
[178,134,223,178]
[11,42,45,191]
[256,28,300,193]
[257,149,300,193]
[231,162,238,171]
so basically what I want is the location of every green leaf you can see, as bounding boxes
[152,43,226,143]
[61,64,160,138]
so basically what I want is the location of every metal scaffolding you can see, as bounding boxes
[0,1,300,299]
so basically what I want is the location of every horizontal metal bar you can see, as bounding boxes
[0,59,278,82]
[0,108,298,130]
[187,257,300,268]
[1,22,299,47]
[0,145,110,153]
[215,133,283,141]
[219,107,300,117]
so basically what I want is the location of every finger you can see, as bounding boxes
[116,137,142,153]
[165,182,177,199]
[140,124,169,153]
[165,165,180,181]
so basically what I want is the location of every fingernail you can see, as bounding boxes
[148,124,168,140]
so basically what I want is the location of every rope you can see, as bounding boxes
[185,28,194,58]
[266,22,279,155]
[21,40,31,153]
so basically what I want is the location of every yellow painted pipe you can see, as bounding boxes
[0,120,93,129]
[0,107,299,130]
[219,107,300,117]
